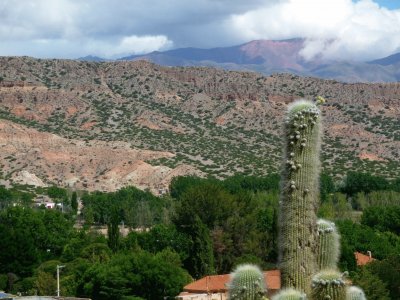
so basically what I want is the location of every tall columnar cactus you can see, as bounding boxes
[346,286,366,300]
[227,264,267,300]
[272,288,307,300]
[317,219,340,270]
[278,99,322,294]
[311,269,346,300]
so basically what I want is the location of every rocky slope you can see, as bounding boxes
[0,56,399,192]
[0,119,201,193]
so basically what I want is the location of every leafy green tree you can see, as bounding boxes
[169,176,216,199]
[0,186,12,209]
[340,171,389,196]
[222,173,280,193]
[136,224,190,261]
[61,231,107,262]
[361,206,400,234]
[80,243,112,263]
[174,182,234,228]
[0,208,44,276]
[365,254,400,299]
[71,191,78,213]
[47,186,68,199]
[352,267,390,300]
[390,177,400,192]
[81,186,167,227]
[0,207,73,276]
[11,276,36,295]
[184,216,215,278]
[107,206,121,252]
[83,206,94,228]
[337,220,400,263]
[0,273,7,291]
[41,209,74,257]
[80,249,190,300]
[320,172,335,203]
[318,198,335,220]
[334,192,353,220]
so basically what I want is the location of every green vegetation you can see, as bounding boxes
[0,169,399,298]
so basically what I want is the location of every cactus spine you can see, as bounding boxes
[345,286,366,300]
[311,270,346,300]
[317,219,340,270]
[279,100,322,294]
[272,288,307,300]
[227,264,267,300]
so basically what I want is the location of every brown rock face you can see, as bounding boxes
[0,119,202,193]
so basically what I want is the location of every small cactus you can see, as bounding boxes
[228,264,267,300]
[311,270,346,300]
[317,219,340,270]
[346,286,366,300]
[272,288,307,300]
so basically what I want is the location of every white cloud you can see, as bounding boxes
[85,35,173,58]
[229,0,400,61]
[0,0,399,60]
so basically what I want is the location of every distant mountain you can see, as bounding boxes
[78,55,107,62]
[368,52,400,66]
[120,39,317,73]
[119,39,400,83]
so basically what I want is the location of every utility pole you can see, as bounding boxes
[56,265,65,297]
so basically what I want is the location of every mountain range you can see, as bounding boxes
[79,38,400,83]
[0,56,399,193]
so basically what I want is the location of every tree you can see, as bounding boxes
[0,186,12,209]
[174,182,234,228]
[136,224,190,261]
[80,249,190,300]
[365,254,400,299]
[320,172,335,203]
[107,207,121,252]
[353,267,390,300]
[183,216,215,279]
[80,243,112,263]
[71,191,78,213]
[361,206,400,234]
[0,207,73,277]
[340,171,389,196]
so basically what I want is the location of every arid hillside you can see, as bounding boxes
[0,56,399,192]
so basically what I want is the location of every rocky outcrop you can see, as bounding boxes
[0,119,202,193]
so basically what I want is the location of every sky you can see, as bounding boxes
[1,0,400,61]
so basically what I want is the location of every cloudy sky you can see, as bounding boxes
[1,0,400,61]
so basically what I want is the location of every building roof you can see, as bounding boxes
[354,251,375,266]
[183,269,281,293]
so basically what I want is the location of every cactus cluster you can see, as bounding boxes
[228,98,366,300]
[227,264,267,300]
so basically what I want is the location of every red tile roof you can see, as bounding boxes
[183,270,281,293]
[354,251,375,266]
